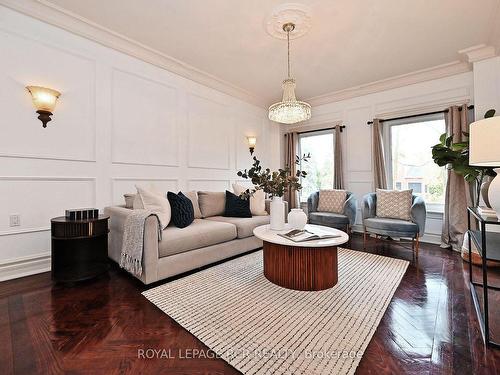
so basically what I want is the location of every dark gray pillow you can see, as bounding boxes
[167,192,194,228]
[224,191,252,218]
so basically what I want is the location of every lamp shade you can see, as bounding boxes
[247,136,257,148]
[26,86,61,113]
[469,116,500,166]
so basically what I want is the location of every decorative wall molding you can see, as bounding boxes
[0,176,97,236]
[111,177,179,202]
[0,251,50,282]
[0,0,265,108]
[187,179,231,191]
[307,61,472,107]
[459,44,497,63]
[110,68,180,167]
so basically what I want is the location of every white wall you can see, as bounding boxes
[0,6,280,280]
[283,72,475,244]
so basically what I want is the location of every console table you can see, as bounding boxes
[467,207,500,348]
[51,215,109,283]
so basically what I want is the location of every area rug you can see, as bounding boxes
[142,249,408,375]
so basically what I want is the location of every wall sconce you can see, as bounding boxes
[247,136,257,155]
[26,86,61,128]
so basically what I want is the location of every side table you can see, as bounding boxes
[467,207,500,348]
[51,215,110,283]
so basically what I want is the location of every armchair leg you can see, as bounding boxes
[363,227,367,250]
[415,234,420,258]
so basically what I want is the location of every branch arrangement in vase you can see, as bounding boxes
[236,154,311,198]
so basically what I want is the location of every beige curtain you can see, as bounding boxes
[372,119,388,189]
[334,125,344,189]
[442,105,473,251]
[284,132,298,209]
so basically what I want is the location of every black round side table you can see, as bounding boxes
[51,215,110,283]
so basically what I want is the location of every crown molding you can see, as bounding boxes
[458,44,497,63]
[0,0,267,108]
[306,60,472,107]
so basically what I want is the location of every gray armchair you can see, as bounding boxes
[361,192,426,257]
[307,191,357,234]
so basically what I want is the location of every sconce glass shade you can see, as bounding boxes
[247,136,257,148]
[469,116,500,166]
[26,86,61,113]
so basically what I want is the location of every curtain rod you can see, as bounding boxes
[366,105,474,125]
[294,125,345,135]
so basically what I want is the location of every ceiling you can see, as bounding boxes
[41,0,500,105]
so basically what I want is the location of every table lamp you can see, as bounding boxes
[469,116,500,213]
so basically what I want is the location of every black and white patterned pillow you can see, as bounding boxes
[167,192,195,228]
[224,191,252,218]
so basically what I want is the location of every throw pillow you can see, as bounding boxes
[167,192,195,228]
[135,186,171,229]
[197,191,226,217]
[317,189,347,214]
[376,189,413,221]
[232,183,267,216]
[224,191,252,218]
[182,191,203,219]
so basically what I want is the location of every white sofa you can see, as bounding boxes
[104,193,287,284]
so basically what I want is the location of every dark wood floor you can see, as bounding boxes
[1,234,500,374]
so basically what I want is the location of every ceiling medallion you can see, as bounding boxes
[265,3,312,40]
[268,22,311,125]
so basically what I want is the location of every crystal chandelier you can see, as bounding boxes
[268,22,311,124]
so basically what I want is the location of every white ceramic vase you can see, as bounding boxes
[270,196,285,230]
[488,169,500,215]
[288,208,307,230]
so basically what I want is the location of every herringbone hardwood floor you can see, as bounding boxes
[1,234,500,374]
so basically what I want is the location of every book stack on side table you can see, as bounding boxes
[477,206,498,220]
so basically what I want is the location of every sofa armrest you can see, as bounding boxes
[104,206,160,284]
[344,195,357,226]
[362,193,376,220]
[307,192,319,214]
[411,195,427,236]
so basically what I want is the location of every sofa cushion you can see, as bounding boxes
[232,183,267,216]
[317,189,347,214]
[364,217,418,235]
[135,185,171,229]
[198,191,226,217]
[376,189,412,221]
[159,219,237,258]
[224,190,252,218]
[309,212,349,226]
[182,191,203,219]
[167,192,194,228]
[206,215,270,239]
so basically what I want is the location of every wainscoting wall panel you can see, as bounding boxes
[111,69,179,167]
[0,6,278,281]
[0,28,97,162]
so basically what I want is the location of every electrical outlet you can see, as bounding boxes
[9,214,20,227]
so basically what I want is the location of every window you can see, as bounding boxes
[385,114,447,212]
[298,130,334,202]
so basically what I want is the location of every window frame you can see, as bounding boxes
[297,128,335,203]
[383,112,446,214]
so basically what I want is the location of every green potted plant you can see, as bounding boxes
[237,154,310,230]
[431,109,497,207]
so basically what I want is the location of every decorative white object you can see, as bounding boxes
[469,116,500,214]
[268,22,311,124]
[287,208,307,230]
[269,196,286,230]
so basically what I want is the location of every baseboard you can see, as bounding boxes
[0,252,51,282]
[352,225,441,245]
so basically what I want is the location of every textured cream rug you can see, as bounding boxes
[143,249,408,375]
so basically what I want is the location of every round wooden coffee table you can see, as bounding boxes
[253,224,349,291]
